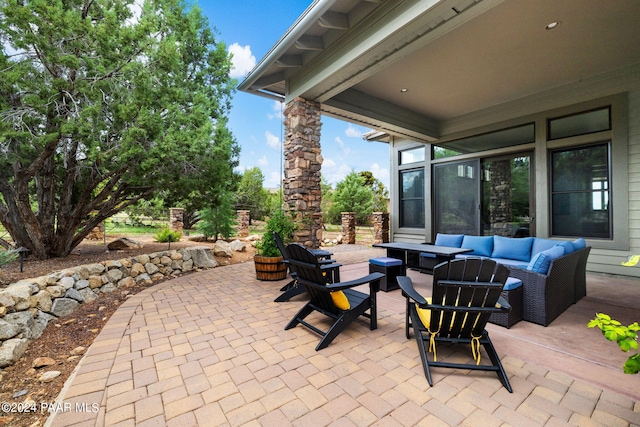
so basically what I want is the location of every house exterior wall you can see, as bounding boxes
[629,90,640,257]
[389,87,640,278]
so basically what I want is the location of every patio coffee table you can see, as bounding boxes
[373,242,472,272]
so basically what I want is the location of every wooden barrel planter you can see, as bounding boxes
[254,255,287,281]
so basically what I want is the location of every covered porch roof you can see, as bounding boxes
[238,0,640,144]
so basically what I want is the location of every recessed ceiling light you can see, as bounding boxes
[545,21,561,30]
[400,88,408,93]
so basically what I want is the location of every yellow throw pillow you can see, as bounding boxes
[331,291,350,310]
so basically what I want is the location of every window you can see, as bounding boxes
[434,123,535,159]
[548,107,610,140]
[400,147,425,164]
[550,143,611,238]
[400,169,424,228]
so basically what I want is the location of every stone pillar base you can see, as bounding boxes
[170,208,184,232]
[372,212,389,244]
[341,212,356,245]
[237,210,250,237]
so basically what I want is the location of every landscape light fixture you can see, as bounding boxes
[16,247,30,272]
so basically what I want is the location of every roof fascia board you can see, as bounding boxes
[287,0,503,103]
[237,0,337,93]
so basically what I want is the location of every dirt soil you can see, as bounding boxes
[0,235,255,427]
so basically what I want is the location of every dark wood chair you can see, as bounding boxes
[273,232,340,302]
[284,243,384,350]
[397,258,513,392]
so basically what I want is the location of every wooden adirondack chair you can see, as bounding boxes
[397,258,513,392]
[284,243,385,350]
[273,232,340,302]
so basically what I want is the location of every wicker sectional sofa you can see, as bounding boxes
[422,234,591,326]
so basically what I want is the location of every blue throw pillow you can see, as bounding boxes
[434,233,464,248]
[492,236,533,262]
[531,238,558,257]
[555,241,575,255]
[461,236,493,257]
[527,246,564,274]
[572,238,587,251]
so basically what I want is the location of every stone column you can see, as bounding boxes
[283,97,323,248]
[169,208,184,232]
[488,160,512,236]
[341,212,356,244]
[237,210,250,237]
[372,212,389,244]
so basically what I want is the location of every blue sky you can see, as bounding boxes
[197,1,390,189]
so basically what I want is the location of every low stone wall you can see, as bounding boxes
[0,246,218,368]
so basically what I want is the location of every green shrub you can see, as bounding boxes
[155,227,182,243]
[588,313,640,374]
[255,209,297,257]
[197,196,236,241]
[0,249,18,269]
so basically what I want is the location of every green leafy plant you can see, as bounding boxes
[588,313,640,374]
[155,228,182,249]
[255,209,297,257]
[0,249,18,269]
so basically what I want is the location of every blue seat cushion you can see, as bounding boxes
[434,233,464,248]
[492,236,533,262]
[491,258,529,268]
[420,253,436,259]
[503,277,523,291]
[526,246,564,274]
[369,257,403,267]
[461,236,494,257]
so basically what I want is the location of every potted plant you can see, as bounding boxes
[254,209,296,281]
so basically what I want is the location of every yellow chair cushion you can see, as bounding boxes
[331,291,350,310]
[416,297,433,328]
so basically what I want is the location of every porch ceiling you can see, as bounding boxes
[239,0,640,142]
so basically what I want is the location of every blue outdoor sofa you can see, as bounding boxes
[421,233,591,326]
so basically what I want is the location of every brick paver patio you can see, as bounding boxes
[46,247,640,426]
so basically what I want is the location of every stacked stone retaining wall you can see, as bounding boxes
[0,246,218,368]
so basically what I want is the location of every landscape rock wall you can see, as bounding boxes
[0,246,218,368]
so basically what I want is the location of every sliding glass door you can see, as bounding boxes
[434,154,532,237]
[434,160,480,235]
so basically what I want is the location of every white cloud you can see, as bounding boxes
[321,158,352,186]
[370,163,390,188]
[267,171,282,188]
[257,155,268,166]
[345,125,362,138]
[228,43,256,78]
[323,158,336,168]
[265,130,281,150]
[268,100,285,120]
[125,0,143,27]
[235,165,245,174]
[335,136,353,156]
